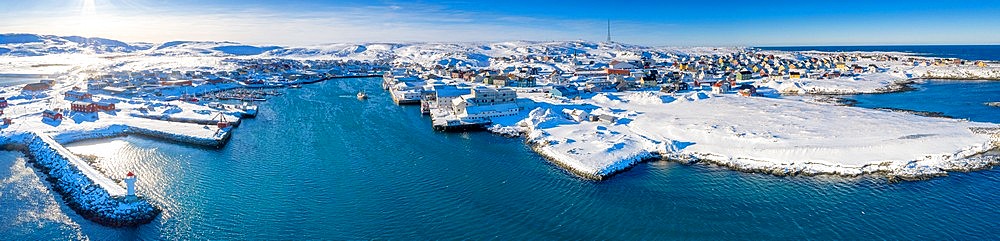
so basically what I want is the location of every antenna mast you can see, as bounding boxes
[606,19,612,43]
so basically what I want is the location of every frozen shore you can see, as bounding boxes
[502,92,1000,181]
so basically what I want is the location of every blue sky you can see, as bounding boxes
[1,0,998,46]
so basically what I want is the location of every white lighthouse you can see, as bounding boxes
[124,171,137,201]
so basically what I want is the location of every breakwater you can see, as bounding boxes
[2,132,160,227]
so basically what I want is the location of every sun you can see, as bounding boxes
[81,0,97,16]
[78,0,102,33]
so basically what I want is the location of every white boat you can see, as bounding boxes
[357,90,367,100]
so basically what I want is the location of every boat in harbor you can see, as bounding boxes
[357,90,368,100]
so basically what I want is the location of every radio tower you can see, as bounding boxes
[606,19,612,43]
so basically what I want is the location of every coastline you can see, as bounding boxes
[2,132,161,227]
[491,78,1000,182]
[517,127,1000,182]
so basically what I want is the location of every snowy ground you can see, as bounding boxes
[505,91,999,179]
[759,72,912,95]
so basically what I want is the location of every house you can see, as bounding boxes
[450,87,520,121]
[42,110,63,120]
[852,65,865,74]
[2,118,11,125]
[736,70,753,80]
[638,70,659,88]
[562,109,589,122]
[605,68,630,81]
[160,80,193,86]
[866,64,880,73]
[585,79,614,92]
[711,81,730,94]
[95,101,116,111]
[71,101,98,112]
[508,76,537,87]
[589,114,617,124]
[65,90,92,99]
[88,81,109,90]
[23,82,51,91]
[976,61,987,67]
[790,71,801,79]
[550,86,580,99]
[548,72,565,84]
[0,97,7,108]
[736,84,757,97]
[835,62,847,71]
[609,60,637,69]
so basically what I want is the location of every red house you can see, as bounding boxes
[95,101,116,111]
[0,97,7,108]
[23,82,51,91]
[2,118,12,125]
[42,110,63,120]
[71,101,97,113]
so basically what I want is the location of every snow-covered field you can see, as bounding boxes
[505,91,999,180]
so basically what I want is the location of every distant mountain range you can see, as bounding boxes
[0,33,744,67]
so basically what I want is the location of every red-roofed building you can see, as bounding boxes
[42,110,62,120]
[71,101,97,113]
[605,69,630,75]
[95,101,116,111]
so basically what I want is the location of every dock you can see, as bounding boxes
[429,109,490,131]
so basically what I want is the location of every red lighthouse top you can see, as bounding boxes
[127,172,134,177]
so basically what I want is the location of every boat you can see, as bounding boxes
[289,84,302,88]
[357,90,368,100]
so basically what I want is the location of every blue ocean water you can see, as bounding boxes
[1,78,999,239]
[758,45,1000,61]
[0,73,47,87]
[849,80,1000,123]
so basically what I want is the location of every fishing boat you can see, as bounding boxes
[357,90,368,100]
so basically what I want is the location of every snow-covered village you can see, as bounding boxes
[2,0,1000,239]
[2,34,999,228]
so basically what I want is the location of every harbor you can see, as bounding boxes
[2,77,993,240]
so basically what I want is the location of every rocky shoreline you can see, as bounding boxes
[2,133,161,227]
[502,122,1000,183]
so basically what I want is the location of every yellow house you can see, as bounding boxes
[976,61,987,67]
[790,72,801,79]
[835,62,847,71]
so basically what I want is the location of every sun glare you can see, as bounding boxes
[78,0,103,34]
[81,0,97,15]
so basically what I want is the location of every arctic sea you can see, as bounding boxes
[2,76,999,239]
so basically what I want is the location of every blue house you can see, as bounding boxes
[550,86,580,99]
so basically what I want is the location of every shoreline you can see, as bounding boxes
[519,127,1000,182]
[491,78,1000,182]
[1,132,161,227]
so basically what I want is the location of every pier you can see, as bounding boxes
[5,132,161,227]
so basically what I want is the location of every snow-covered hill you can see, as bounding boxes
[1,34,711,68]
[0,33,151,56]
